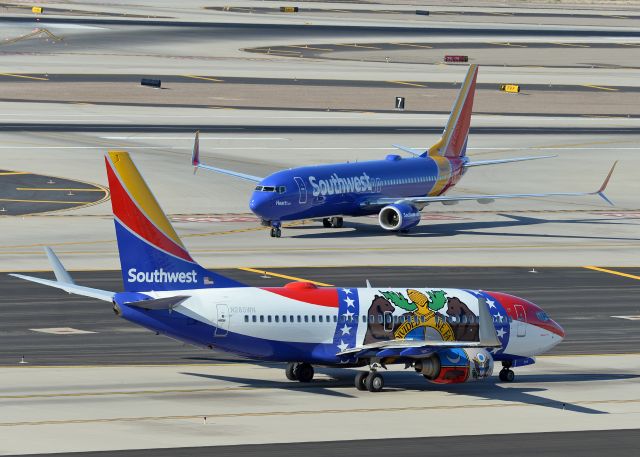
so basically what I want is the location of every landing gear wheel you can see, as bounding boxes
[294,362,314,383]
[270,228,276,237]
[365,372,384,392]
[331,217,344,228]
[275,228,281,238]
[322,218,332,228]
[499,369,515,382]
[354,372,368,391]
[270,227,282,238]
[285,362,299,381]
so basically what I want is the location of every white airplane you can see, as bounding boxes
[11,151,565,392]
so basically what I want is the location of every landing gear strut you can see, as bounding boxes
[269,222,282,238]
[286,362,314,382]
[354,364,384,392]
[322,217,343,228]
[499,361,515,382]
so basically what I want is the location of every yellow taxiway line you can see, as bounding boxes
[582,84,619,92]
[15,188,105,192]
[238,267,334,287]
[584,266,640,281]
[0,73,48,81]
[387,80,427,88]
[182,75,224,82]
[0,171,30,176]
[0,198,89,204]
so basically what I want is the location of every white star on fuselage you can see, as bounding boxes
[487,300,496,309]
[345,297,355,308]
[342,288,352,295]
[496,328,506,339]
[344,310,354,319]
[341,324,351,335]
[337,340,349,352]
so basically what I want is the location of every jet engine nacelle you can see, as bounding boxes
[415,348,494,384]
[378,203,421,231]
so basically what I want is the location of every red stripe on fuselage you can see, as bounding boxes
[262,287,339,308]
[106,158,194,263]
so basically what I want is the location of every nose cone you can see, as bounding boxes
[249,192,271,217]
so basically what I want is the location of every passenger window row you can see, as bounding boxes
[241,313,490,325]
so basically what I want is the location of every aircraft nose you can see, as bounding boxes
[249,192,272,217]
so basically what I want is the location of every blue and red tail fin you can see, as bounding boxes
[105,151,245,292]
[428,64,478,159]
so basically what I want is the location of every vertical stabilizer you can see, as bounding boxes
[428,65,478,159]
[105,151,244,292]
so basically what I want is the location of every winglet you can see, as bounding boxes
[44,247,74,285]
[192,131,200,174]
[595,161,617,206]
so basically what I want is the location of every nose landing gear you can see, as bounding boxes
[269,222,282,238]
[498,361,515,382]
[285,362,314,382]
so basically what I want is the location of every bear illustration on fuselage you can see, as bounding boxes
[446,297,479,341]
[363,295,397,344]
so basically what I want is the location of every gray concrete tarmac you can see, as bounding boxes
[1,266,639,366]
[17,429,640,457]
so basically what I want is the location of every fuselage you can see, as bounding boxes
[249,155,466,222]
[114,283,564,367]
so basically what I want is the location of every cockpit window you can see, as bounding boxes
[277,186,286,194]
[254,186,277,192]
[536,311,550,322]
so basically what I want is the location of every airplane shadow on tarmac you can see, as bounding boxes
[288,214,640,242]
[181,367,638,413]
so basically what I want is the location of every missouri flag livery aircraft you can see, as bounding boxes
[193,64,616,237]
[12,151,565,392]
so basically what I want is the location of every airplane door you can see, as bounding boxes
[514,304,526,337]
[293,177,307,204]
[215,304,229,337]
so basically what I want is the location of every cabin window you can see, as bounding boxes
[277,186,286,194]
[333,315,338,323]
[252,315,257,323]
[297,315,302,323]
[311,315,316,323]
[326,315,331,323]
[362,315,366,323]
[318,315,323,323]
[244,315,249,323]
[267,315,272,323]
[304,315,309,323]
[274,315,279,323]
[260,315,264,323]
[378,315,383,324]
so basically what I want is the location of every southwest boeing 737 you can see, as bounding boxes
[11,151,565,391]
[192,64,615,237]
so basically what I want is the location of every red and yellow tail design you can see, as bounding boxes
[105,151,243,292]
[429,64,478,159]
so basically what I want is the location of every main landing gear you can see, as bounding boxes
[354,364,384,392]
[269,222,282,238]
[322,217,343,228]
[285,362,314,383]
[499,361,515,382]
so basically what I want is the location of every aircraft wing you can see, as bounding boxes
[338,294,501,358]
[191,131,263,183]
[463,155,555,167]
[363,161,617,208]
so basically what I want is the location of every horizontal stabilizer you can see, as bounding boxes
[464,155,556,167]
[9,273,115,302]
[133,295,190,310]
